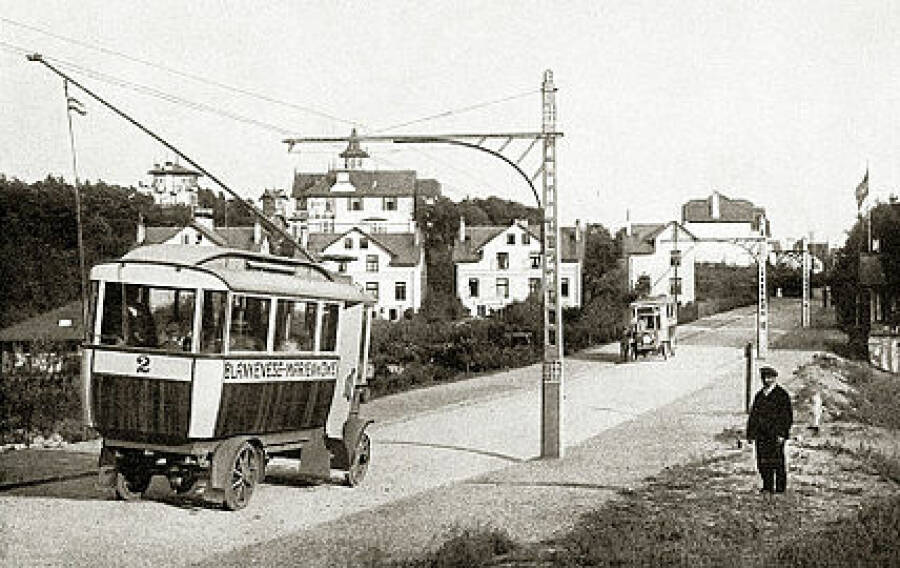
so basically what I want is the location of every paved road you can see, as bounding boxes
[0,299,801,567]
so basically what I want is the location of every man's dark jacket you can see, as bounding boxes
[747,384,793,461]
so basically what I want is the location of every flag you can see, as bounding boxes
[67,95,86,116]
[855,168,869,210]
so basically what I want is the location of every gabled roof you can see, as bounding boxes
[623,221,697,256]
[307,228,422,267]
[142,223,269,252]
[0,301,84,343]
[292,170,441,199]
[682,191,766,227]
[451,223,584,263]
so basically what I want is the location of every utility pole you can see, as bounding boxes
[540,70,563,458]
[284,71,566,458]
[757,237,769,359]
[801,237,811,328]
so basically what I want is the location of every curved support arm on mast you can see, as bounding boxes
[393,138,542,208]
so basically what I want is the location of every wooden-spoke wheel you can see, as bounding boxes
[223,442,262,511]
[114,468,151,501]
[345,432,371,487]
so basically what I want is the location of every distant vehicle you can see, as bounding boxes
[82,244,375,510]
[621,296,677,362]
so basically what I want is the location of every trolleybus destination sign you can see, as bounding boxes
[223,359,338,381]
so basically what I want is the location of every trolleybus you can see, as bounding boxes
[82,244,375,510]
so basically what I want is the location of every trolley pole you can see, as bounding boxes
[540,70,563,459]
[757,238,769,359]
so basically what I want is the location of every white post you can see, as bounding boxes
[757,239,769,359]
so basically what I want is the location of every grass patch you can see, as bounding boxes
[0,448,96,485]
[771,495,900,567]
[369,525,516,568]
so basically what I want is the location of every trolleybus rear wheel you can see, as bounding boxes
[223,442,262,511]
[115,469,151,501]
[345,432,371,487]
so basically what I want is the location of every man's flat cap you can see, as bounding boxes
[760,366,778,378]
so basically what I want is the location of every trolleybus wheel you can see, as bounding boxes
[222,441,262,511]
[345,432,371,487]
[114,470,151,501]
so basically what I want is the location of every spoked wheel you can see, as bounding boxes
[223,442,262,511]
[114,467,152,501]
[345,432,371,487]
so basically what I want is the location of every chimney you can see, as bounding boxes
[193,207,214,231]
[711,191,721,219]
[625,209,631,237]
[459,216,466,242]
[136,213,146,245]
[575,219,582,241]
[254,219,262,245]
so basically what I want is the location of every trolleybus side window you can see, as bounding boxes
[320,303,339,352]
[200,291,227,353]
[99,282,124,345]
[229,295,270,352]
[274,300,317,352]
[124,285,196,351]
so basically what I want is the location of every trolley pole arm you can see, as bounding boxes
[26,53,313,261]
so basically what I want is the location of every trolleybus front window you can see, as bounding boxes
[229,295,270,352]
[98,283,196,351]
[274,300,316,352]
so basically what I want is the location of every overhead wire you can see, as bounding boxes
[0,15,362,127]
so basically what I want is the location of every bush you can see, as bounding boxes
[0,343,86,444]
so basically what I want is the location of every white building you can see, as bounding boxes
[452,218,584,317]
[624,221,698,305]
[143,161,202,207]
[681,191,769,266]
[288,129,438,318]
[307,228,424,321]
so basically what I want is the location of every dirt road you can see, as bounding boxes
[0,300,799,567]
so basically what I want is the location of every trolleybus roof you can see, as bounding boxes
[92,244,375,304]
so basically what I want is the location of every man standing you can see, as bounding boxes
[747,365,793,494]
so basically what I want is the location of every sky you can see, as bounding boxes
[1,0,898,247]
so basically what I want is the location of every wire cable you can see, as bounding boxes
[0,15,362,127]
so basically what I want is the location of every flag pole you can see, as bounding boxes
[64,79,90,343]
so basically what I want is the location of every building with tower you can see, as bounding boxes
[142,161,202,207]
[281,129,439,319]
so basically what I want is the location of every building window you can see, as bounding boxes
[349,197,363,211]
[561,277,570,298]
[468,278,479,298]
[395,282,407,301]
[366,255,379,272]
[496,278,509,299]
[476,305,487,317]
[670,277,682,296]
[365,282,379,300]
[529,278,541,295]
[507,234,516,245]
[522,233,530,245]
[383,196,397,211]
[337,261,347,273]
[359,237,369,249]
[344,237,353,249]
[530,254,541,269]
[388,308,398,321]
[497,252,509,270]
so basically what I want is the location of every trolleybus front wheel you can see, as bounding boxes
[222,441,263,511]
[345,432,371,487]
